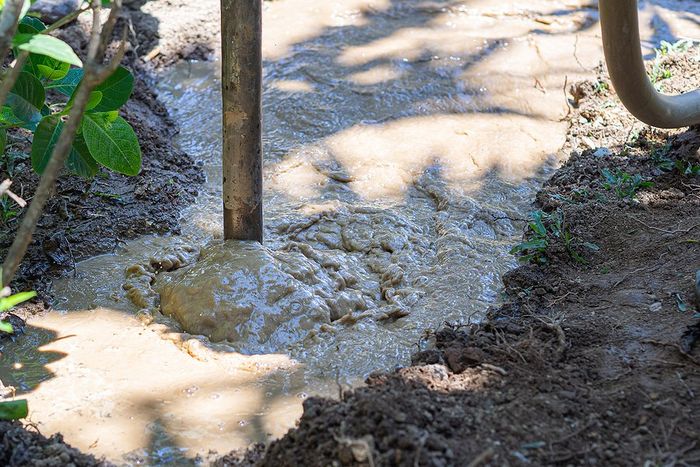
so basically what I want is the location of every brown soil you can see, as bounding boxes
[0,6,206,295]
[220,52,700,466]
[0,421,111,467]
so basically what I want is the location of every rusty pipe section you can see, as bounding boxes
[221,0,264,242]
[599,0,700,128]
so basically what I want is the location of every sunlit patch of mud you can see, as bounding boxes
[0,309,304,464]
[5,0,700,463]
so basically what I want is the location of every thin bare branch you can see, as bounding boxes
[0,51,28,109]
[86,1,103,62]
[0,0,23,60]
[44,3,92,34]
[92,28,127,83]
[95,0,122,62]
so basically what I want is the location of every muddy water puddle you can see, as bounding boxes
[3,0,700,464]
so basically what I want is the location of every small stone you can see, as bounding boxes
[422,363,449,381]
[648,302,662,312]
[592,147,611,158]
[30,0,81,24]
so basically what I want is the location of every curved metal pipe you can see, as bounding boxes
[599,0,700,128]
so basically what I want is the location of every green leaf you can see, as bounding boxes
[17,15,46,34]
[12,33,82,67]
[0,290,36,312]
[518,238,548,251]
[0,106,25,126]
[64,89,102,115]
[6,72,44,129]
[0,321,12,334]
[82,114,141,176]
[30,115,62,173]
[91,66,133,112]
[45,68,82,96]
[10,71,44,111]
[30,55,71,81]
[0,400,28,421]
[66,134,98,178]
[528,211,547,237]
[0,128,7,156]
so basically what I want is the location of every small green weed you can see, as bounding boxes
[651,143,674,171]
[649,60,671,87]
[510,210,549,264]
[1,150,28,179]
[510,210,598,265]
[674,159,700,176]
[601,168,654,199]
[658,39,693,56]
[593,80,609,94]
[650,143,700,176]
[649,40,695,91]
[0,197,18,223]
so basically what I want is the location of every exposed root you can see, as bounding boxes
[641,339,700,367]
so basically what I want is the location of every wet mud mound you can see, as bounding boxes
[0,421,108,466]
[158,241,333,349]
[0,8,204,294]
[223,51,700,466]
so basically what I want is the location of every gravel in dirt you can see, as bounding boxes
[219,49,700,467]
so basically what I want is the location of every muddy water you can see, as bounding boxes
[3,0,700,464]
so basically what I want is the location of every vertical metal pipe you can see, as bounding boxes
[221,0,263,242]
[599,0,700,128]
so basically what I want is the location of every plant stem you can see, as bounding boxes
[0,51,28,109]
[44,4,92,34]
[0,0,23,61]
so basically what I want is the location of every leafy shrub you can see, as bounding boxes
[511,210,598,265]
[3,14,141,178]
[601,168,653,199]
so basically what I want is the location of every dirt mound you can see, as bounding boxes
[0,421,109,466]
[222,50,700,466]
